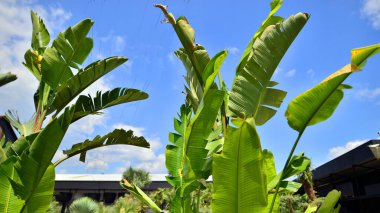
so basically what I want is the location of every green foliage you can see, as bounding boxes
[212,118,267,212]
[280,194,324,213]
[155,0,380,212]
[0,11,149,213]
[150,188,175,210]
[111,195,142,213]
[120,179,162,213]
[46,200,62,213]
[122,167,151,188]
[228,12,308,124]
[69,197,99,213]
[60,129,149,164]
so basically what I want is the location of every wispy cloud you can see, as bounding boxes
[57,123,167,174]
[114,36,126,52]
[226,47,239,55]
[112,123,145,136]
[86,159,108,170]
[285,69,296,77]
[356,87,380,99]
[306,69,315,78]
[328,139,367,159]
[361,0,380,30]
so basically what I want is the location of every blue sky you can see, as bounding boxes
[0,0,380,174]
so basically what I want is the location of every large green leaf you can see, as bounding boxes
[0,73,17,87]
[52,56,128,114]
[0,157,24,213]
[229,13,309,125]
[71,88,148,122]
[61,128,149,163]
[286,43,380,132]
[165,105,191,186]
[20,165,55,213]
[237,0,284,72]
[184,89,224,176]
[317,190,341,213]
[212,118,267,212]
[30,11,50,51]
[41,19,94,89]
[10,108,73,209]
[263,150,280,212]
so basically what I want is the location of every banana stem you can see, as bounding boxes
[269,129,305,212]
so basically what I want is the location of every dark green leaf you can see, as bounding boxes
[62,128,149,163]
[0,72,17,87]
[71,88,148,122]
[53,56,127,113]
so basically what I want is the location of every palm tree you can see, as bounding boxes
[122,167,151,188]
[68,197,99,213]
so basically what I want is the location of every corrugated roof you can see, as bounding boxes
[55,174,167,182]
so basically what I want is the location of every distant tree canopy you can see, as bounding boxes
[122,167,151,188]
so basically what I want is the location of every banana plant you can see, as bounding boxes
[153,1,380,212]
[0,11,150,213]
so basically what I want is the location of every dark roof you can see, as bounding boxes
[313,140,380,180]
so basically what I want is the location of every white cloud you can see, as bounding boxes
[362,0,380,29]
[136,154,166,173]
[114,36,125,52]
[306,69,315,78]
[356,87,380,99]
[227,47,239,55]
[72,113,107,134]
[285,69,296,77]
[328,139,367,159]
[112,123,144,136]
[86,159,108,170]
